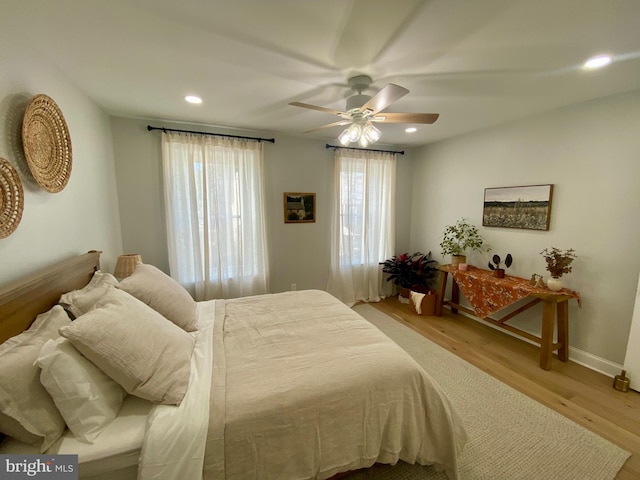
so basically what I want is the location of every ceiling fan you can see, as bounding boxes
[289,75,439,147]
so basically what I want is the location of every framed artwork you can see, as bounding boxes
[284,192,316,223]
[482,184,553,230]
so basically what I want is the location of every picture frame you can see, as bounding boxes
[284,192,316,223]
[482,184,553,231]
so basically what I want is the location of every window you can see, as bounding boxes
[161,133,269,300]
[327,148,396,305]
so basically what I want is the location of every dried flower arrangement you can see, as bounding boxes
[540,247,577,278]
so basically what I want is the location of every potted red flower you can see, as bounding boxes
[380,252,438,312]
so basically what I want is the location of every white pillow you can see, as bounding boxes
[118,263,197,332]
[59,271,119,319]
[0,306,69,452]
[36,337,127,443]
[59,287,195,405]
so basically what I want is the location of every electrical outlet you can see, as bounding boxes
[291,283,297,291]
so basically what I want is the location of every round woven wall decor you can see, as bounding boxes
[0,157,24,239]
[22,94,72,193]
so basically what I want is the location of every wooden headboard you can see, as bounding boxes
[0,250,102,343]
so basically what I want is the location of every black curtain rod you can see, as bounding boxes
[147,125,275,144]
[325,144,404,155]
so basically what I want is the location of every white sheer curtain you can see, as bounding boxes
[161,132,269,301]
[327,148,396,306]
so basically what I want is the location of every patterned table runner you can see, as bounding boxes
[447,266,581,319]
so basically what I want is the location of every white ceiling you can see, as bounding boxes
[4,0,640,147]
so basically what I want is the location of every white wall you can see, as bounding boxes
[410,90,640,367]
[110,120,169,272]
[110,117,414,294]
[0,50,122,283]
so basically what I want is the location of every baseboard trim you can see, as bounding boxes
[460,310,623,378]
[568,347,623,378]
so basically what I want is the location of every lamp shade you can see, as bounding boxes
[114,253,142,279]
[346,123,362,142]
[337,121,381,147]
[338,129,351,146]
[364,123,381,143]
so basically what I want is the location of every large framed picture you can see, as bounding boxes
[284,192,316,223]
[482,184,553,230]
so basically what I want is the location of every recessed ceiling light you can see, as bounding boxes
[184,95,202,104]
[583,55,612,70]
[405,127,417,133]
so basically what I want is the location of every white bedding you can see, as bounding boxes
[1,290,466,480]
[0,301,214,480]
[137,300,215,479]
[0,395,152,478]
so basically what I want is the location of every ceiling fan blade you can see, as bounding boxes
[331,0,424,69]
[373,112,440,124]
[289,101,345,116]
[303,120,351,134]
[360,83,409,114]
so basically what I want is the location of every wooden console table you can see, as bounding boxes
[435,265,581,370]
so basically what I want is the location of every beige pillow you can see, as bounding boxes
[59,270,119,318]
[119,263,197,332]
[36,337,127,443]
[0,412,41,446]
[59,287,194,405]
[0,306,70,452]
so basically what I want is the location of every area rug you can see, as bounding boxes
[347,304,631,480]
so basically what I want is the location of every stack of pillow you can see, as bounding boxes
[0,263,198,453]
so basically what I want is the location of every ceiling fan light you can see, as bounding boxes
[364,124,381,143]
[338,129,351,145]
[347,123,362,142]
[358,135,369,148]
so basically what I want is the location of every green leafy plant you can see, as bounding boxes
[488,253,513,271]
[379,252,437,289]
[440,218,487,256]
[540,247,577,278]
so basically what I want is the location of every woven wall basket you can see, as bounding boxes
[22,94,73,193]
[0,157,24,239]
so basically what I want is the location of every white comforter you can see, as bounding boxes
[139,290,467,480]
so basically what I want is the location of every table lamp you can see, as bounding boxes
[114,253,142,280]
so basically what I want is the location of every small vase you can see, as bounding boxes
[547,277,563,291]
[492,269,505,278]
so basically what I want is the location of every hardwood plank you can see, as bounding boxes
[370,297,640,479]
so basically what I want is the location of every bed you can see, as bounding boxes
[0,251,467,480]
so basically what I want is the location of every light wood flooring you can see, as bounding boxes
[371,296,640,480]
